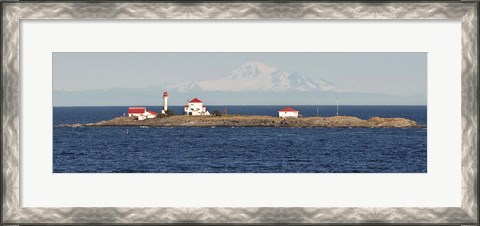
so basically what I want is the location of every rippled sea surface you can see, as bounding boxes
[53,105,427,173]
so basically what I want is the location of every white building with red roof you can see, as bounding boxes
[127,107,157,120]
[278,107,300,118]
[184,98,210,116]
[143,110,158,119]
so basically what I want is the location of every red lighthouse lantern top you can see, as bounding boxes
[163,91,168,97]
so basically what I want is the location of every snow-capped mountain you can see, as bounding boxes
[171,61,336,92]
[53,62,427,106]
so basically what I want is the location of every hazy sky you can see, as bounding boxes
[53,52,426,96]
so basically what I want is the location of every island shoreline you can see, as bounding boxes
[60,115,424,128]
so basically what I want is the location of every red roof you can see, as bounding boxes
[278,107,299,112]
[128,107,146,114]
[184,105,189,107]
[163,91,168,97]
[147,111,157,115]
[189,98,203,103]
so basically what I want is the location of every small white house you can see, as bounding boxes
[128,107,157,120]
[278,107,300,118]
[184,98,210,116]
[143,110,157,119]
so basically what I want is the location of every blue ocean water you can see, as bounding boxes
[53,105,427,173]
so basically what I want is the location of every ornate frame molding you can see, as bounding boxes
[2,2,478,224]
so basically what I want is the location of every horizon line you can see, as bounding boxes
[53,104,428,107]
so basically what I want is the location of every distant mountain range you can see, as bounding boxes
[53,61,426,106]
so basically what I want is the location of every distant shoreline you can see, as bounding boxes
[53,104,428,108]
[60,115,423,128]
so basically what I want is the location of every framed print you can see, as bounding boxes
[2,1,478,225]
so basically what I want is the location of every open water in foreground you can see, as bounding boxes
[53,105,426,173]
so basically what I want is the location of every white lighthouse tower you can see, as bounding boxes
[162,91,168,114]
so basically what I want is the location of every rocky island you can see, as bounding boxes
[60,115,421,128]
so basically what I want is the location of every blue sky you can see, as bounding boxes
[53,52,427,97]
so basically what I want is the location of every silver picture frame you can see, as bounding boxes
[2,2,478,225]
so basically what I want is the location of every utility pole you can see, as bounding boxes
[336,97,339,116]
